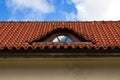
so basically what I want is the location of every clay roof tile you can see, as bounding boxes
[0,21,119,50]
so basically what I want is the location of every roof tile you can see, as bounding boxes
[0,21,120,50]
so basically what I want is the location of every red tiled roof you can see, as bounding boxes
[0,21,120,50]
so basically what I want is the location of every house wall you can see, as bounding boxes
[0,58,120,80]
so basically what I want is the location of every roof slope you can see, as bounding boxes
[0,21,120,50]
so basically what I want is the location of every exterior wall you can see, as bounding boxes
[0,58,120,80]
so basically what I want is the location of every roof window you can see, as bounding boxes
[52,35,73,43]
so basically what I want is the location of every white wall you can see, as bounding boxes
[0,58,120,80]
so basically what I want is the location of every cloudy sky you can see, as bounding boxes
[0,0,120,21]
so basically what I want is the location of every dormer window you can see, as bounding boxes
[52,35,73,43]
[29,28,94,44]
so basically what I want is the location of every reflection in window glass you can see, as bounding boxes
[66,38,72,42]
[52,35,73,43]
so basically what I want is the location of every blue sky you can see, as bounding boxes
[0,0,120,21]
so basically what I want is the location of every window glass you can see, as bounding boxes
[52,35,73,43]
[53,37,59,42]
[66,38,72,42]
[58,35,67,42]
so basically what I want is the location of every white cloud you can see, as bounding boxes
[7,0,55,13]
[6,0,120,21]
[63,12,77,21]
[6,0,55,20]
[70,0,120,21]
